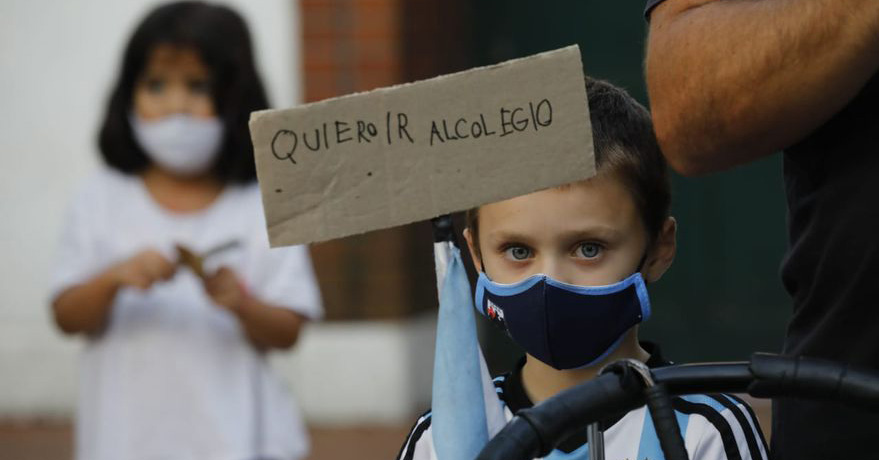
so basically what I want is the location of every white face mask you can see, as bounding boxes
[130,114,224,176]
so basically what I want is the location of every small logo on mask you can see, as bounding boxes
[486,299,507,328]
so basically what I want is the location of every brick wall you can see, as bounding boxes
[300,0,473,319]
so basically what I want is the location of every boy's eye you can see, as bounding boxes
[576,242,602,259]
[504,245,532,261]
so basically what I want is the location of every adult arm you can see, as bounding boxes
[645,0,879,175]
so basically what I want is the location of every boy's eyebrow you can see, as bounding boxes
[558,226,624,242]
[484,230,537,246]
[485,226,624,245]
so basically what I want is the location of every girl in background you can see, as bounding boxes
[50,3,322,459]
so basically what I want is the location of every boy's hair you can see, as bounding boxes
[98,1,269,184]
[467,77,671,254]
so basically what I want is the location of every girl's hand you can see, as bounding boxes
[203,266,247,313]
[114,249,176,290]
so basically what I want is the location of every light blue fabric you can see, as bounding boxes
[432,246,489,459]
[544,439,590,459]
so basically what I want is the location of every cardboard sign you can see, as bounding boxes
[250,45,595,247]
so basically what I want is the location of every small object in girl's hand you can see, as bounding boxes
[176,244,206,279]
[176,240,242,279]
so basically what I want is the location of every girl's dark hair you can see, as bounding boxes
[467,77,671,251]
[98,1,269,183]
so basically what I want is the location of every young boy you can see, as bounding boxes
[397,78,768,460]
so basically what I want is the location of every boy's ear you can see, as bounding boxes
[462,227,483,273]
[643,217,677,283]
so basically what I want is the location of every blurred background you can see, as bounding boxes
[0,0,788,458]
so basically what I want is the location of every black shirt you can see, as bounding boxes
[645,1,879,458]
[776,74,879,459]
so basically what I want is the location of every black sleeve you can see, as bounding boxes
[645,0,667,20]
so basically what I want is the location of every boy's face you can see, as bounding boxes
[465,174,676,286]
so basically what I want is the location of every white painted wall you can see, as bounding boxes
[273,315,436,425]
[0,0,434,424]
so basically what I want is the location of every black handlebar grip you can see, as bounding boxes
[749,353,879,411]
[645,383,689,460]
[474,415,542,460]
[520,373,644,458]
[477,373,644,460]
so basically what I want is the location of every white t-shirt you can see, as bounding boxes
[50,168,323,460]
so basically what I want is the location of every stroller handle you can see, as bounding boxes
[476,353,879,460]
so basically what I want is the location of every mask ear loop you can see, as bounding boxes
[635,249,649,274]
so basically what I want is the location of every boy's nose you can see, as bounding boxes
[538,258,571,284]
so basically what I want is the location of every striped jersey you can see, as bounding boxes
[398,344,768,460]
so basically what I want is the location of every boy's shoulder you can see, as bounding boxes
[396,374,512,460]
[398,346,768,460]
[671,393,768,460]
[397,409,434,460]
[397,391,767,460]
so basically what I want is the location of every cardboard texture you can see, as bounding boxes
[250,45,595,247]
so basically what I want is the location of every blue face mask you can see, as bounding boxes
[474,272,651,370]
